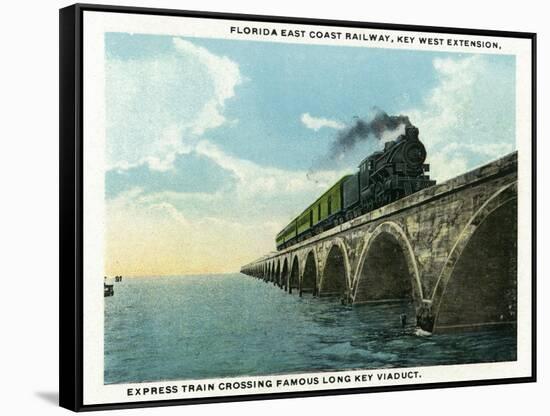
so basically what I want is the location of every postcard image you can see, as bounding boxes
[62,7,535,409]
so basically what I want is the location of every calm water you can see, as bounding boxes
[104,274,516,384]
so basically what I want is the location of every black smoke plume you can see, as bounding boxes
[328,109,412,160]
[306,109,413,183]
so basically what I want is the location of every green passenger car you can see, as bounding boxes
[276,175,351,250]
[276,220,297,248]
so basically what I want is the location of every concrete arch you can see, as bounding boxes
[289,255,300,294]
[281,257,290,290]
[275,260,281,287]
[352,221,423,304]
[319,238,351,299]
[271,261,276,283]
[301,249,318,296]
[430,182,518,333]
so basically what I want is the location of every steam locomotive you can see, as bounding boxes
[276,126,436,250]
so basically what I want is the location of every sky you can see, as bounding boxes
[104,33,516,276]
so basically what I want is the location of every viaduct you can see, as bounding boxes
[241,152,518,334]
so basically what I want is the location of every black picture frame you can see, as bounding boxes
[60,3,537,411]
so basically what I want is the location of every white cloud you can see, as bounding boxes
[426,152,469,183]
[173,38,243,135]
[149,202,191,226]
[442,142,515,160]
[406,55,515,181]
[106,189,284,274]
[301,113,345,131]
[106,38,242,172]
[106,137,348,269]
[194,140,342,198]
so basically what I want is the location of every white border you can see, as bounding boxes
[82,10,533,406]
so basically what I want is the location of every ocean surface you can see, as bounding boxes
[104,273,516,384]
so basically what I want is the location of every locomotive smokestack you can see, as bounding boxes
[405,125,419,140]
